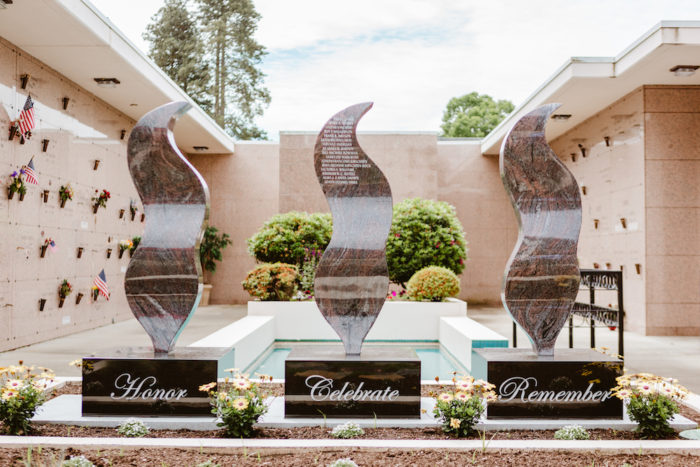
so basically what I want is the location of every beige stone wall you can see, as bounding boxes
[643,86,700,335]
[278,132,439,212]
[200,132,512,305]
[550,89,647,333]
[188,141,280,304]
[0,38,141,351]
[436,140,516,303]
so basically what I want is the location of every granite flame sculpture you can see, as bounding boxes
[313,102,393,355]
[500,103,582,356]
[125,102,209,354]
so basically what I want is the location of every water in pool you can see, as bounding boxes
[250,345,467,380]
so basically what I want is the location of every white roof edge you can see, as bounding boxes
[72,0,235,153]
[480,21,700,155]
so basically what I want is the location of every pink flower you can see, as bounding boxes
[435,243,440,248]
[391,291,397,297]
[395,233,401,238]
[459,259,464,265]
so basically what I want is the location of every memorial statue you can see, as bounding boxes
[125,101,210,354]
[500,103,582,356]
[312,102,393,355]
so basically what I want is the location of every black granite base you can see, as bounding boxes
[285,346,420,418]
[81,347,227,416]
[472,348,623,419]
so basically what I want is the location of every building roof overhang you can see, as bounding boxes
[0,0,234,155]
[481,21,700,155]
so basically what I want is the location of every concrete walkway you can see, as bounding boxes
[0,305,247,377]
[0,303,698,393]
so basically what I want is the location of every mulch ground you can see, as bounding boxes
[1,381,696,466]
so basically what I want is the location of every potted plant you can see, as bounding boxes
[58,280,72,308]
[118,239,133,259]
[91,286,99,302]
[8,170,27,201]
[58,184,73,208]
[130,200,138,221]
[129,236,141,257]
[40,238,55,258]
[199,226,232,306]
[91,189,110,213]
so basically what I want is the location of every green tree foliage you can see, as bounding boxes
[143,0,212,111]
[196,0,271,140]
[247,212,332,267]
[144,0,270,140]
[441,92,514,138]
[386,198,467,287]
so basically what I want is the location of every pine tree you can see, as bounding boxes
[143,0,212,113]
[196,0,270,140]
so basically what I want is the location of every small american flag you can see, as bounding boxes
[48,240,57,252]
[24,158,38,185]
[94,269,110,300]
[17,95,35,136]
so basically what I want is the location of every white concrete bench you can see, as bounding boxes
[439,316,509,372]
[189,315,275,377]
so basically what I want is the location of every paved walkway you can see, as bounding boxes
[1,303,698,392]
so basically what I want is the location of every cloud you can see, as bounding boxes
[89,0,700,140]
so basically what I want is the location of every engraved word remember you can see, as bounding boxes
[305,375,400,402]
[110,373,188,401]
[499,376,613,403]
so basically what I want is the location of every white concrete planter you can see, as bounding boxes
[247,298,467,341]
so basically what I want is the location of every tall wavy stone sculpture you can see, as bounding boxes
[125,102,209,354]
[500,103,582,356]
[313,102,393,355]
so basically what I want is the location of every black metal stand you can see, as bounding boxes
[511,270,624,358]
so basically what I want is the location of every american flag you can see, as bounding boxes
[93,269,110,300]
[47,239,56,252]
[17,95,35,136]
[23,158,38,185]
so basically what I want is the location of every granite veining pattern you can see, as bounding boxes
[500,103,582,356]
[124,102,210,354]
[313,102,393,355]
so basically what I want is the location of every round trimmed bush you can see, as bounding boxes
[241,263,299,301]
[247,212,332,267]
[386,198,467,286]
[406,266,460,302]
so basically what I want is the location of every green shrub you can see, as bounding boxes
[327,460,359,467]
[0,363,54,435]
[200,226,232,274]
[433,376,497,437]
[201,371,269,438]
[407,266,460,301]
[554,425,589,440]
[241,263,299,301]
[386,198,467,286]
[613,373,688,439]
[62,455,94,467]
[117,418,150,437]
[331,421,365,439]
[247,212,332,267]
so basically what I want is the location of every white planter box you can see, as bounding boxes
[247,298,467,341]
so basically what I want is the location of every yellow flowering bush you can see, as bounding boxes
[406,266,460,302]
[433,375,496,437]
[200,370,270,437]
[241,263,299,301]
[612,373,688,439]
[0,362,54,434]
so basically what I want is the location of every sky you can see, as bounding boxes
[90,0,700,140]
